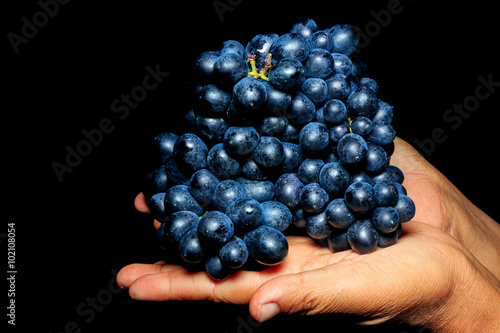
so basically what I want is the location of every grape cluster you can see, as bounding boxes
[142,18,416,280]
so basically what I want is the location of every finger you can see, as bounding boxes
[135,192,150,213]
[154,219,161,230]
[128,268,265,304]
[117,263,183,289]
[249,262,361,322]
[249,223,448,323]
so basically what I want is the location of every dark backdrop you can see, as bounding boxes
[4,0,499,332]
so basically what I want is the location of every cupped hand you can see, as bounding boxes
[118,219,499,330]
[390,138,500,278]
[118,137,500,330]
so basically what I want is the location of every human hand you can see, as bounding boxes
[117,220,500,330]
[117,137,500,331]
[389,138,500,279]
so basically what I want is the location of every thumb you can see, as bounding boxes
[249,259,400,323]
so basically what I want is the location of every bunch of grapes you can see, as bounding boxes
[142,18,416,280]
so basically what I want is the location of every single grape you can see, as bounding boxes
[347,219,378,254]
[244,226,289,266]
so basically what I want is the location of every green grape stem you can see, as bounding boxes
[247,53,272,81]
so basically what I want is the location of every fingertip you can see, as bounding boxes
[116,263,161,289]
[135,192,151,213]
[154,219,162,230]
[249,277,287,322]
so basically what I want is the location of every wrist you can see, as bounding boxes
[428,248,500,332]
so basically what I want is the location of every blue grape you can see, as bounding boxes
[299,122,330,154]
[261,201,292,232]
[236,178,275,203]
[233,77,268,112]
[369,123,396,146]
[291,207,307,228]
[309,30,331,50]
[195,115,229,143]
[297,158,325,185]
[386,165,405,184]
[349,170,371,186]
[290,17,318,38]
[244,226,288,266]
[153,132,178,164]
[212,180,246,213]
[149,192,167,221]
[328,24,360,56]
[205,255,232,280]
[350,116,372,136]
[303,49,335,79]
[299,183,329,214]
[323,99,347,125]
[347,87,378,118]
[213,52,248,84]
[325,198,355,229]
[226,198,263,234]
[372,206,400,233]
[220,40,246,58]
[372,100,394,124]
[179,228,206,264]
[373,180,399,207]
[198,211,234,246]
[344,182,376,214]
[269,33,311,64]
[359,77,379,94]
[319,162,350,196]
[163,210,200,243]
[269,58,306,91]
[325,73,351,100]
[262,80,292,115]
[306,211,332,239]
[327,228,351,252]
[174,133,208,174]
[274,173,305,209]
[207,143,241,179]
[281,142,304,173]
[302,78,328,105]
[364,142,388,174]
[331,53,352,76]
[329,121,350,143]
[377,223,402,248]
[193,51,220,82]
[246,33,279,69]
[394,194,416,222]
[195,84,232,116]
[189,169,220,208]
[241,159,268,181]
[143,165,169,200]
[347,219,378,254]
[337,133,368,165]
[253,136,285,168]
[286,92,316,125]
[219,237,249,269]
[223,126,260,157]
[164,185,203,216]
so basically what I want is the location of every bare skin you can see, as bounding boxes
[118,138,500,332]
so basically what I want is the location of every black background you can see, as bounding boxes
[4,0,499,332]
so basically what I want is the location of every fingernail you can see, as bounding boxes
[259,303,280,322]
